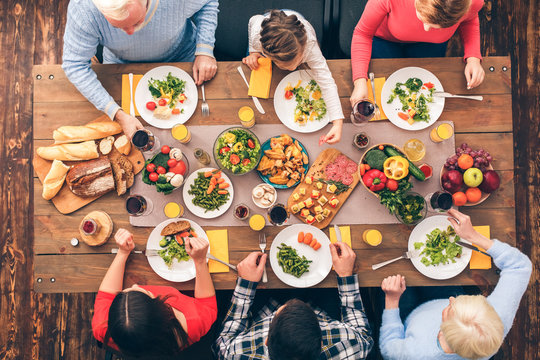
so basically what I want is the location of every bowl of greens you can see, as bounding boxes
[213,127,262,175]
[394,191,427,226]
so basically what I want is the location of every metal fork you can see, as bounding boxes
[369,72,381,120]
[372,250,417,270]
[201,84,210,116]
[259,232,268,283]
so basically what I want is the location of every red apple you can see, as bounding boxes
[442,170,463,194]
[479,170,500,193]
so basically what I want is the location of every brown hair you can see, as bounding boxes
[260,10,307,62]
[415,0,472,28]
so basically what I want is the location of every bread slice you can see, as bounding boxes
[114,135,131,155]
[110,159,127,196]
[108,148,134,190]
[161,220,191,236]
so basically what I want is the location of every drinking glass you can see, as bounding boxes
[425,191,453,212]
[125,195,153,216]
[403,139,426,162]
[132,129,160,153]
[350,100,375,126]
[267,203,289,226]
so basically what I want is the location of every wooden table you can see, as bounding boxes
[32,57,514,293]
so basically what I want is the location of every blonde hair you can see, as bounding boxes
[260,10,307,63]
[415,0,472,28]
[440,295,504,359]
[92,0,145,21]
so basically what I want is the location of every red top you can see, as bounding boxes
[351,0,484,80]
[92,286,217,351]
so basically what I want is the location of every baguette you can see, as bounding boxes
[99,136,115,155]
[66,157,115,197]
[37,141,99,161]
[42,160,70,200]
[114,135,131,155]
[53,122,122,144]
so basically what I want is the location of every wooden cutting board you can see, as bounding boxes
[287,148,360,229]
[33,115,145,214]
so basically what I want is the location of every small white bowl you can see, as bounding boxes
[251,183,277,209]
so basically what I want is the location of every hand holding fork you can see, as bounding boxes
[259,232,268,283]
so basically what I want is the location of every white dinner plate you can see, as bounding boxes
[269,224,332,288]
[381,67,445,131]
[408,215,472,280]
[146,218,208,282]
[134,65,198,129]
[182,167,234,219]
[273,70,331,133]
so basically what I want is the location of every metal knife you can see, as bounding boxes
[128,73,135,116]
[433,91,483,101]
[334,224,342,243]
[207,253,237,271]
[456,240,491,257]
[236,66,266,114]
[111,248,158,255]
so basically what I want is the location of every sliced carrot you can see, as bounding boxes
[207,184,215,194]
[204,171,213,178]
[218,183,229,189]
[378,145,385,150]
[212,171,222,178]
[190,230,197,237]
[217,190,228,195]
[309,238,318,248]
[175,235,184,245]
[179,231,190,238]
[210,177,217,186]
[172,108,181,115]
[313,242,321,250]
[297,231,305,243]
[217,178,225,184]
[304,232,313,244]
[398,112,410,121]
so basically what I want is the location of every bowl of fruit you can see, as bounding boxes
[142,145,189,195]
[440,143,500,206]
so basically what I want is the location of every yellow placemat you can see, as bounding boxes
[248,57,272,99]
[469,226,491,269]
[367,77,388,121]
[329,226,352,247]
[121,74,143,116]
[206,229,230,273]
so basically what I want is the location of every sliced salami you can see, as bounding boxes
[346,162,358,174]
[341,173,354,186]
[335,155,348,166]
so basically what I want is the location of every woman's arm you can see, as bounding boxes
[185,237,215,298]
[456,0,484,63]
[98,228,135,293]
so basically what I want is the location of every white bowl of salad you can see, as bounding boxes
[213,127,262,175]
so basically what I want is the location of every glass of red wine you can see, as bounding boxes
[267,203,289,226]
[125,195,153,216]
[132,129,159,153]
[351,100,375,126]
[425,191,453,212]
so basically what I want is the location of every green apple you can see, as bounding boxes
[463,168,483,187]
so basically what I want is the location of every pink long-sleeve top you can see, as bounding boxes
[351,0,484,81]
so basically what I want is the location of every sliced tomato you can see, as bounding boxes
[230,154,240,165]
[247,139,255,149]
[242,158,251,166]
[171,108,181,115]
[284,90,293,100]
[219,146,231,155]
[424,82,435,89]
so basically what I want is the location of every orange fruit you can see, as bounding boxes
[466,187,482,203]
[457,154,474,170]
[452,191,467,206]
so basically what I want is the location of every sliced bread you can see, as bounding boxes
[161,220,191,236]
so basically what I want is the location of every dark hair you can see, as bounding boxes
[267,299,322,360]
[104,291,189,358]
[260,10,307,62]
[415,0,472,28]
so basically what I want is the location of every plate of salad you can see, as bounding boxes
[274,70,330,133]
[135,65,198,129]
[408,215,472,280]
[146,218,208,282]
[213,127,262,175]
[381,67,444,131]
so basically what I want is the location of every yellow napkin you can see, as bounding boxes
[121,74,143,116]
[248,57,272,99]
[469,226,491,269]
[206,229,230,273]
[367,77,388,121]
[329,226,352,247]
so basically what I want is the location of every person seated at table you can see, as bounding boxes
[378,209,532,360]
[92,228,217,358]
[242,10,345,145]
[62,0,219,137]
[350,0,486,107]
[213,242,373,359]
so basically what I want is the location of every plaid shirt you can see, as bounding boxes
[213,275,373,359]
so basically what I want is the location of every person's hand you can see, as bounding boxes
[185,237,209,265]
[350,78,369,108]
[114,110,144,139]
[193,55,218,85]
[320,119,343,145]
[381,274,406,309]
[114,228,135,256]
[242,52,263,70]
[237,251,267,282]
[464,57,485,89]
[447,208,493,249]
[329,242,356,277]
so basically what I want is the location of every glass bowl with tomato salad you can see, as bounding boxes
[213,127,262,176]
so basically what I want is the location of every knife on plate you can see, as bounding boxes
[236,66,266,114]
[333,224,342,243]
[456,240,491,257]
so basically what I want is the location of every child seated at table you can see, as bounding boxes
[243,10,344,145]
[378,209,531,360]
[92,228,217,358]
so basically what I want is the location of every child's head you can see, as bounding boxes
[260,10,307,70]
[415,0,472,28]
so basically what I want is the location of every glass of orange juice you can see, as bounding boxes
[249,214,265,231]
[164,202,184,218]
[172,124,191,143]
[430,123,454,143]
[238,106,255,128]
[403,139,426,162]
[362,229,382,246]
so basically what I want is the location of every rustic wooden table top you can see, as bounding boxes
[32,57,514,293]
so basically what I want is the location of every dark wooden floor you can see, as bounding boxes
[0,0,537,359]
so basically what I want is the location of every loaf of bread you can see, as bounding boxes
[42,160,70,200]
[53,122,122,144]
[66,157,115,197]
[114,135,131,155]
[36,141,99,161]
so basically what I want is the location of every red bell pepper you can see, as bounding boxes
[363,169,387,192]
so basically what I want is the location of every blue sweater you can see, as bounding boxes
[379,240,532,360]
[62,0,218,119]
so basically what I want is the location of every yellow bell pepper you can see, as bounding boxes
[383,156,409,180]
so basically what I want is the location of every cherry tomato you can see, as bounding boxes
[146,163,156,172]
[158,99,167,106]
[167,159,178,168]
[219,146,231,155]
[230,154,240,165]
[156,166,167,174]
[171,108,181,115]
[386,179,399,191]
[242,158,251,166]
[146,101,156,111]
[424,82,435,89]
[247,139,255,149]
[284,90,293,100]
[169,160,186,175]
[148,172,159,182]
[161,145,170,154]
